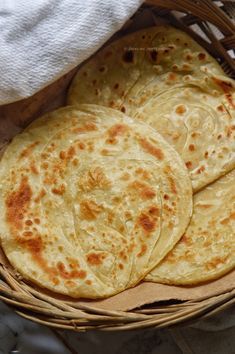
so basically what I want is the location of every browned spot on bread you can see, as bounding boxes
[59,146,76,161]
[198,52,206,60]
[47,143,56,153]
[72,158,79,166]
[42,162,49,169]
[123,50,134,63]
[182,63,191,70]
[106,138,117,145]
[86,252,106,266]
[51,184,65,195]
[99,66,105,72]
[120,172,130,181]
[81,167,111,191]
[163,204,173,213]
[125,211,132,219]
[118,263,124,270]
[141,187,156,200]
[205,256,227,271]
[137,243,147,257]
[41,152,49,159]
[181,234,192,246]
[217,78,233,92]
[86,280,92,285]
[204,240,212,247]
[119,225,125,233]
[16,234,55,280]
[34,188,46,203]
[127,242,135,254]
[57,262,86,279]
[107,211,114,224]
[100,149,109,156]
[185,161,192,169]
[168,175,177,194]
[53,278,60,285]
[139,138,164,160]
[114,83,119,89]
[59,151,66,160]
[191,132,200,138]
[204,151,209,158]
[197,204,212,209]
[168,72,176,81]
[186,54,193,61]
[226,126,233,138]
[112,196,121,204]
[108,124,128,138]
[23,231,33,237]
[196,165,205,174]
[121,106,126,113]
[230,212,235,220]
[188,144,195,151]
[220,212,235,225]
[72,122,97,134]
[135,168,150,180]
[175,105,186,114]
[34,218,40,224]
[138,213,156,233]
[80,200,103,220]
[25,219,33,226]
[19,142,40,159]
[129,180,156,200]
[217,105,225,112]
[6,176,32,230]
[43,175,57,185]
[172,64,179,71]
[20,236,44,254]
[150,49,158,61]
[164,250,175,264]
[77,142,85,150]
[119,251,127,261]
[30,162,39,175]
[67,146,76,158]
[65,280,75,287]
[67,258,80,269]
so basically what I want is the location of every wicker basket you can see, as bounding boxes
[0,0,234,332]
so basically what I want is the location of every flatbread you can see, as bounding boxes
[68,25,235,192]
[0,104,192,298]
[146,169,235,285]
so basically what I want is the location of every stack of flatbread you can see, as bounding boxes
[0,26,234,299]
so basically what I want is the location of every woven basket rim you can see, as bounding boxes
[0,0,234,331]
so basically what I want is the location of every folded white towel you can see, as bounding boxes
[0,0,143,104]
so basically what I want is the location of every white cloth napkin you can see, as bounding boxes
[0,0,143,105]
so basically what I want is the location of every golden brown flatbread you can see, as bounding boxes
[68,26,235,192]
[0,104,192,298]
[146,169,235,285]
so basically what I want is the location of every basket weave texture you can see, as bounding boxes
[0,0,234,331]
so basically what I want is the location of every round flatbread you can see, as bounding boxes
[68,25,235,192]
[146,169,235,285]
[0,104,192,298]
